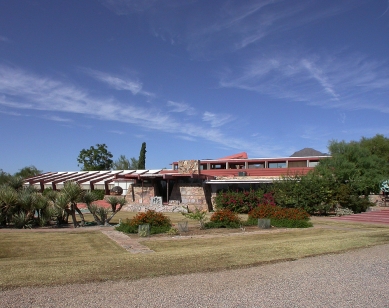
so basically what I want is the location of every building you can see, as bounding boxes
[23,149,329,212]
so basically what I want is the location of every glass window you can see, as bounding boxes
[248,163,265,169]
[268,162,287,168]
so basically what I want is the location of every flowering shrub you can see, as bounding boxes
[214,189,276,213]
[116,210,172,234]
[210,209,240,224]
[129,210,172,228]
[205,209,241,228]
[248,205,310,221]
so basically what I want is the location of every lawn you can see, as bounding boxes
[1,214,389,289]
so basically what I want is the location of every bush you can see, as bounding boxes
[116,210,172,234]
[130,210,172,228]
[210,209,240,224]
[214,189,275,213]
[207,209,241,228]
[248,205,310,221]
[270,219,313,228]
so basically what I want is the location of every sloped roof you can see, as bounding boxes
[218,152,248,160]
[290,148,328,157]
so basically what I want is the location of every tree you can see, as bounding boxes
[359,134,389,165]
[138,142,146,169]
[59,181,85,227]
[112,155,139,170]
[14,165,42,179]
[77,144,113,171]
[313,138,388,212]
[0,169,11,185]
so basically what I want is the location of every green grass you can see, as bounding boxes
[1,215,389,289]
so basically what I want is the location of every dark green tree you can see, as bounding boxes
[77,144,113,171]
[0,169,11,185]
[14,165,42,179]
[313,139,388,212]
[138,142,146,169]
[359,134,389,165]
[112,155,139,170]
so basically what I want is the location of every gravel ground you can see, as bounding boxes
[1,244,389,308]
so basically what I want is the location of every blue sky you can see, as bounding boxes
[1,0,389,173]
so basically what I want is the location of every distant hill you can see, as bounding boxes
[290,148,328,157]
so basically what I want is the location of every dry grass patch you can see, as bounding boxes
[1,218,389,289]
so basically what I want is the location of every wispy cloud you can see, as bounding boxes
[81,68,150,96]
[100,0,367,60]
[220,51,389,114]
[0,35,8,42]
[0,65,272,156]
[42,115,73,122]
[0,109,21,116]
[109,130,126,135]
[202,111,233,127]
[167,100,196,115]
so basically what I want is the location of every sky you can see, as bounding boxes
[1,0,389,174]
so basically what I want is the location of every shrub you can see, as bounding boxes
[182,208,207,229]
[248,205,310,221]
[130,210,172,228]
[116,210,172,234]
[214,189,275,213]
[270,218,313,228]
[210,209,240,224]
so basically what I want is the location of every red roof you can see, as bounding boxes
[218,152,248,160]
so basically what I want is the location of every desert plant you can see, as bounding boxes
[166,227,179,235]
[12,212,33,229]
[182,207,207,229]
[90,189,105,200]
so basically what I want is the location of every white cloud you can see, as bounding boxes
[81,68,144,95]
[0,65,272,156]
[167,101,196,115]
[220,51,389,114]
[109,130,126,135]
[202,111,233,127]
[42,115,73,122]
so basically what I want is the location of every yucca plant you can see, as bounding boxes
[53,193,70,225]
[12,212,33,229]
[60,181,85,227]
[0,184,18,226]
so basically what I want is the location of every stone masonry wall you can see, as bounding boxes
[126,183,155,204]
[169,183,209,211]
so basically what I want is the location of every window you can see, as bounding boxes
[308,161,319,167]
[268,162,287,168]
[200,164,208,170]
[211,163,226,169]
[248,163,265,169]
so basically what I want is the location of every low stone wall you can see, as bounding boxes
[122,203,188,213]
